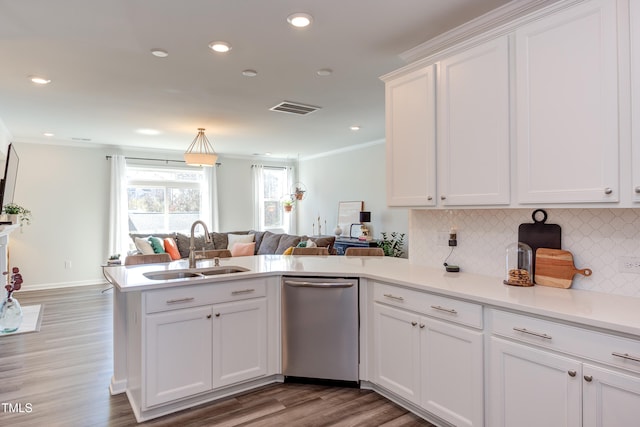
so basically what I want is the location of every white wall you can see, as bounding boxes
[297,141,409,253]
[410,208,640,297]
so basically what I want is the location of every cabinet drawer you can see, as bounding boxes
[490,309,640,373]
[373,282,482,329]
[146,279,267,314]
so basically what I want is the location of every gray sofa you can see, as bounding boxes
[127,230,336,264]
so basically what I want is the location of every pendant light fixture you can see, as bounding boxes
[184,128,217,167]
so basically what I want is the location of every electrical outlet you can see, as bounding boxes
[65,260,72,269]
[618,256,640,274]
[436,231,449,247]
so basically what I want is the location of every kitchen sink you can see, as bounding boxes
[143,271,203,280]
[143,266,249,280]
[198,266,250,275]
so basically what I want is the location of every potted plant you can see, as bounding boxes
[3,204,31,227]
[283,199,295,212]
[378,231,406,257]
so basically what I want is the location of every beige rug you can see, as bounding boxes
[0,304,44,336]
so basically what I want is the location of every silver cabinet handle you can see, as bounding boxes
[430,305,458,315]
[231,289,255,295]
[604,187,613,195]
[635,186,640,194]
[612,352,640,363]
[513,327,552,340]
[166,297,195,304]
[584,375,593,382]
[285,280,354,288]
[383,293,404,301]
[568,370,577,377]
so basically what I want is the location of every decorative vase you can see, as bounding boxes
[284,204,293,212]
[0,296,23,333]
[334,225,343,237]
[8,214,18,224]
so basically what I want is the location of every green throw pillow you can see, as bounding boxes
[148,236,166,254]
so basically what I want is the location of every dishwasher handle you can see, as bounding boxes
[284,280,355,289]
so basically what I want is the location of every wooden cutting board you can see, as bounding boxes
[535,248,592,288]
[518,209,561,277]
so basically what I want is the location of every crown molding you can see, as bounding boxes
[398,0,573,64]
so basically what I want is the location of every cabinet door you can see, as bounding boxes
[373,303,421,403]
[212,298,267,388]
[583,364,640,427]
[515,0,619,204]
[145,306,213,407]
[437,36,510,206]
[385,65,437,206]
[421,318,483,427]
[489,337,581,427]
[631,0,640,202]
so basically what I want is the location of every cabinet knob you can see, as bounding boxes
[411,321,417,327]
[635,186,640,194]
[427,196,433,201]
[440,195,446,200]
[206,314,212,319]
[584,375,593,382]
[568,370,577,377]
[215,313,221,317]
[419,324,425,329]
[604,187,613,195]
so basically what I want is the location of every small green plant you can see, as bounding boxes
[378,231,406,257]
[3,203,31,227]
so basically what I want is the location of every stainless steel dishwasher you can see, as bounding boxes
[282,276,359,384]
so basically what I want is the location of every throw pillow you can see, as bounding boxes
[227,233,255,250]
[176,233,215,259]
[308,236,335,251]
[257,231,283,255]
[231,242,256,257]
[164,238,182,260]
[276,234,302,254]
[134,237,155,255]
[210,232,228,250]
[283,246,294,255]
[148,236,166,254]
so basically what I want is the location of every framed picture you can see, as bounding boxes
[338,201,363,237]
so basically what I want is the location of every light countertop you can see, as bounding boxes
[103,255,640,338]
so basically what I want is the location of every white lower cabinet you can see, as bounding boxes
[143,279,269,409]
[489,309,640,427]
[372,283,484,427]
[145,305,214,407]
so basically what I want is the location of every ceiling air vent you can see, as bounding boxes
[270,101,320,116]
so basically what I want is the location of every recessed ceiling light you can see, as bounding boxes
[150,49,168,58]
[29,75,51,85]
[265,152,272,156]
[43,132,54,137]
[287,13,313,28]
[242,69,258,77]
[208,41,232,53]
[136,128,162,136]
[350,125,361,131]
[317,68,333,77]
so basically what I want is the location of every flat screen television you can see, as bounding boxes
[0,143,19,210]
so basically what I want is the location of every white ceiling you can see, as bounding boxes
[0,0,511,158]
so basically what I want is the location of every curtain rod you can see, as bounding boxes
[106,155,221,166]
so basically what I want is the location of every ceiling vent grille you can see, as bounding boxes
[270,101,320,115]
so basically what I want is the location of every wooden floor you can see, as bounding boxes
[0,285,435,427]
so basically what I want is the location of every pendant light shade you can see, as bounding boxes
[184,128,217,166]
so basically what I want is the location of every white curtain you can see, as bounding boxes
[108,155,129,257]
[201,165,219,231]
[251,164,264,230]
[286,166,296,234]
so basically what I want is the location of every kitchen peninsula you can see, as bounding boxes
[105,255,640,426]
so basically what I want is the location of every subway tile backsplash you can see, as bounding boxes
[409,208,640,297]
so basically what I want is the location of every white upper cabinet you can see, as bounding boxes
[385,65,436,207]
[437,36,510,206]
[515,0,619,204]
[631,0,640,203]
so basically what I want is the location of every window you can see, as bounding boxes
[126,165,204,234]
[254,166,293,233]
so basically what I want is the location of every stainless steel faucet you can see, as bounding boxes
[189,220,211,268]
